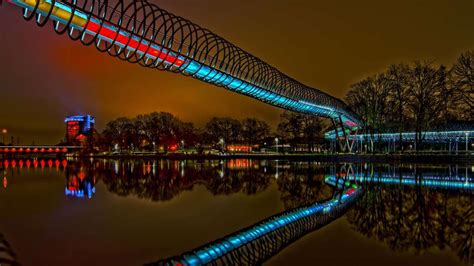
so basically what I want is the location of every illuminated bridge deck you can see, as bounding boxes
[2,0,361,129]
[325,129,474,143]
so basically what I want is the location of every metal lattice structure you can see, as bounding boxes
[150,184,361,265]
[325,163,474,190]
[325,129,474,143]
[3,0,361,128]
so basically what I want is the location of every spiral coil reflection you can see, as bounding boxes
[150,185,360,265]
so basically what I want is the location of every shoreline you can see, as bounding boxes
[1,153,472,164]
[87,153,474,164]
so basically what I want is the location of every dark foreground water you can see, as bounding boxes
[0,159,472,265]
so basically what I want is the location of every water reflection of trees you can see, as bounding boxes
[0,234,19,265]
[347,169,474,263]
[64,160,474,263]
[79,160,334,209]
[276,162,334,209]
[94,160,275,202]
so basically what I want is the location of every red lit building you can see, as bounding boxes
[65,115,95,145]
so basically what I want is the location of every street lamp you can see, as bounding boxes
[275,137,279,154]
[1,129,7,145]
[152,142,156,153]
[465,132,469,152]
[219,138,225,153]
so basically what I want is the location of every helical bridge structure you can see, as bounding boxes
[2,0,362,129]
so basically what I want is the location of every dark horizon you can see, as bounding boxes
[0,0,473,144]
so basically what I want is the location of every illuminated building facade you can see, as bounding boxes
[65,115,95,145]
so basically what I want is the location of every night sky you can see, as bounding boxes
[0,0,473,144]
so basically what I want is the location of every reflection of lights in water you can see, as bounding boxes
[65,171,96,199]
[275,160,279,179]
[65,182,95,199]
[3,176,7,188]
[1,160,67,170]
[325,174,474,190]
[227,159,253,169]
[114,161,119,175]
[178,185,361,265]
[147,163,152,175]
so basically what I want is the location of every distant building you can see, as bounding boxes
[65,115,95,145]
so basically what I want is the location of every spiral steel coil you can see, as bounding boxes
[4,0,362,127]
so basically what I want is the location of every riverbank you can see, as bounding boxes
[88,153,474,164]
[1,153,471,164]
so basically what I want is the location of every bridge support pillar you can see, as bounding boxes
[331,117,358,153]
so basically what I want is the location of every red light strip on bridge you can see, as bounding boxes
[85,21,185,67]
[5,0,185,67]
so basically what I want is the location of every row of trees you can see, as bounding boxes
[102,112,197,151]
[345,50,473,149]
[99,111,328,152]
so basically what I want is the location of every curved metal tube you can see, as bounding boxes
[4,0,362,127]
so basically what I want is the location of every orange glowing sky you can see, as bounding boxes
[0,0,473,144]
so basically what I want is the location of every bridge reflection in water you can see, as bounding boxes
[0,234,19,266]
[153,179,361,265]
[1,160,473,264]
[148,162,473,265]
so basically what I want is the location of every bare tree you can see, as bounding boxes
[405,61,444,151]
[386,64,410,150]
[452,50,474,120]
[346,74,390,151]
[205,117,242,147]
[241,118,270,148]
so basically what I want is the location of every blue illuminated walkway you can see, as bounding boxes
[325,130,474,143]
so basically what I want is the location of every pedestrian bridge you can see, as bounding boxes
[325,122,474,152]
[2,0,361,130]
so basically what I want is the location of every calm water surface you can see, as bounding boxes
[0,159,472,265]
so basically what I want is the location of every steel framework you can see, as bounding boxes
[325,130,474,143]
[151,183,361,265]
[3,0,361,128]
